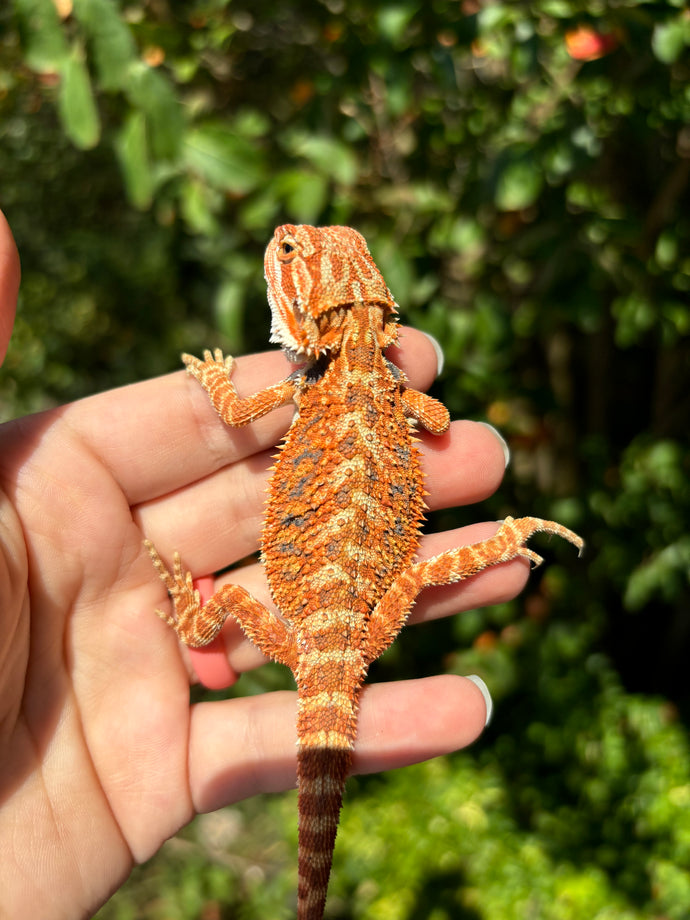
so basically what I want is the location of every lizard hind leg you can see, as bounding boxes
[363,516,583,664]
[145,541,210,645]
[145,540,298,667]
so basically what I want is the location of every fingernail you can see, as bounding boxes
[422,332,445,377]
[466,674,493,727]
[477,421,511,469]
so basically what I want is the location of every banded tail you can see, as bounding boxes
[295,679,364,919]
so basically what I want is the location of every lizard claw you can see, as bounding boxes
[516,546,545,567]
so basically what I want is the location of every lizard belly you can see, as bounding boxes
[261,393,426,631]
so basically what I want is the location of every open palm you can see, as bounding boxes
[0,212,521,919]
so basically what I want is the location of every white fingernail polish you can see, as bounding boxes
[422,332,445,377]
[477,421,511,469]
[466,674,493,726]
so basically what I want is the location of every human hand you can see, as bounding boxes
[0,211,522,919]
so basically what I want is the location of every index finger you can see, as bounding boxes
[0,211,20,365]
[65,327,445,506]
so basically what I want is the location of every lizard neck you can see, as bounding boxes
[314,301,395,386]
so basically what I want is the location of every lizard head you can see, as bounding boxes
[264,224,399,362]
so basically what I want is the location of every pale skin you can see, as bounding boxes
[0,211,527,919]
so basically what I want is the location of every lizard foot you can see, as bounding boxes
[144,540,203,644]
[495,515,584,567]
[182,348,235,383]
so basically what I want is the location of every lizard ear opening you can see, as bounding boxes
[378,311,399,349]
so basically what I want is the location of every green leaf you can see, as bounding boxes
[115,110,153,209]
[612,291,656,347]
[126,62,184,161]
[376,4,418,44]
[179,177,221,235]
[13,0,69,73]
[477,3,513,33]
[275,170,328,224]
[184,123,264,195]
[285,132,358,186]
[652,18,689,64]
[368,234,414,308]
[72,0,137,91]
[214,277,246,347]
[57,45,100,150]
[494,155,543,211]
[624,537,690,611]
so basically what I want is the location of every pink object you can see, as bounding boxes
[188,575,238,689]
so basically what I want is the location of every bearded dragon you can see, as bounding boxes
[146,224,582,918]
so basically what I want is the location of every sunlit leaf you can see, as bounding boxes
[184,123,264,194]
[274,170,328,224]
[625,538,690,611]
[126,62,184,161]
[57,44,100,149]
[652,17,689,64]
[285,133,358,186]
[115,110,153,209]
[14,0,69,72]
[214,277,246,348]
[494,155,543,211]
[73,0,137,90]
[612,292,656,347]
[376,4,418,44]
[179,177,221,235]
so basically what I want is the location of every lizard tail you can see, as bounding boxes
[295,682,362,920]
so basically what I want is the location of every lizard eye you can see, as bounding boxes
[277,239,297,261]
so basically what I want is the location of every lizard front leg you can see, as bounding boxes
[401,387,450,435]
[363,516,583,665]
[147,352,299,665]
[183,349,297,427]
[146,542,298,669]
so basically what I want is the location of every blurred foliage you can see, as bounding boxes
[2,0,690,917]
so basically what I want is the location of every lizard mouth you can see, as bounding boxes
[268,292,313,359]
[269,299,348,362]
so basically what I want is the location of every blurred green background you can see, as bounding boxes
[2,1,690,917]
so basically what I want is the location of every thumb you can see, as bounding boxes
[0,211,20,365]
